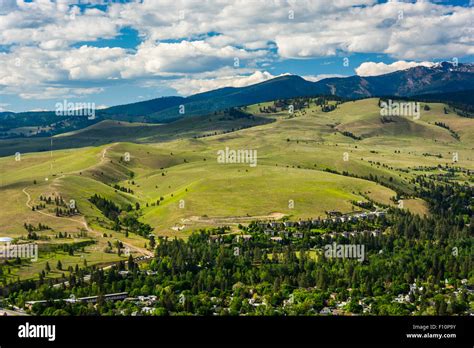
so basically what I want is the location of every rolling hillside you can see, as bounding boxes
[2,62,472,135]
[1,96,473,281]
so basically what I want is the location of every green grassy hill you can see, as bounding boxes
[1,97,473,280]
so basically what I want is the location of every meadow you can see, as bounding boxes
[1,97,472,280]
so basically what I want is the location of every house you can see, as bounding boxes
[264,229,275,236]
[138,295,157,304]
[362,303,371,314]
[375,211,386,218]
[141,307,154,314]
[241,235,252,241]
[294,232,304,239]
[297,220,309,227]
[270,236,283,243]
[283,221,294,228]
[319,307,332,315]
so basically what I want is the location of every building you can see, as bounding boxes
[297,220,309,227]
[264,229,275,236]
[375,211,386,218]
[237,235,252,242]
[319,307,332,315]
[25,292,128,309]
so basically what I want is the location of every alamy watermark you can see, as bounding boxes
[0,242,38,262]
[324,242,365,262]
[55,99,96,120]
[380,100,420,120]
[217,147,257,167]
[18,322,55,342]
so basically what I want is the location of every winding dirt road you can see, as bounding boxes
[22,146,153,258]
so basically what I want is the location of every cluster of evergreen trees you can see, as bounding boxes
[89,194,153,238]
[89,194,121,221]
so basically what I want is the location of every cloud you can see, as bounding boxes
[0,102,11,112]
[131,40,266,76]
[355,60,435,76]
[168,71,280,96]
[4,1,471,59]
[303,74,348,82]
[0,0,472,104]
[19,87,104,100]
[0,37,269,101]
[0,2,118,46]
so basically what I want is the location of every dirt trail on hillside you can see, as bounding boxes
[21,145,153,258]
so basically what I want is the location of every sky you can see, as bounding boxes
[0,0,473,112]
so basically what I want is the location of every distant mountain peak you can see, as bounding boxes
[3,60,473,134]
[431,61,474,73]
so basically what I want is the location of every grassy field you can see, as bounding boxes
[1,97,473,280]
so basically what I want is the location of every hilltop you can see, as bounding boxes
[1,62,472,139]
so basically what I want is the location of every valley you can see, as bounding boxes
[1,97,472,283]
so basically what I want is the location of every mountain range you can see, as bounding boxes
[1,61,473,136]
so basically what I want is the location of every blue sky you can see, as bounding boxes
[0,0,473,112]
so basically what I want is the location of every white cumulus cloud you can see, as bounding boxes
[303,74,348,82]
[169,71,281,96]
[355,61,435,76]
